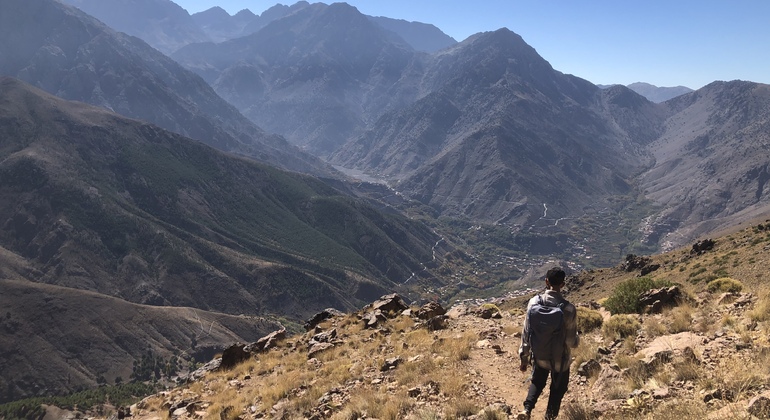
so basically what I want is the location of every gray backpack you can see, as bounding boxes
[527,294,567,368]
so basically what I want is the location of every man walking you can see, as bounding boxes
[517,267,579,420]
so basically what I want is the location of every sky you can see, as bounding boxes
[174,0,770,90]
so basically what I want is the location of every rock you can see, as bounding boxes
[365,294,409,316]
[682,346,701,365]
[652,387,670,399]
[640,263,661,276]
[425,315,448,331]
[304,308,345,331]
[621,254,653,272]
[416,302,447,320]
[308,342,334,358]
[475,339,491,349]
[220,343,250,369]
[362,310,387,329]
[246,328,286,353]
[639,286,681,313]
[381,356,403,371]
[703,388,735,403]
[184,358,221,382]
[577,359,602,378]
[748,393,770,418]
[408,387,421,398]
[309,328,337,346]
[691,239,715,255]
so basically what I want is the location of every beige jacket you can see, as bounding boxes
[518,289,579,372]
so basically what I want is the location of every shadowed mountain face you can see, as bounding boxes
[0,77,444,317]
[173,2,423,156]
[0,0,332,176]
[367,16,457,53]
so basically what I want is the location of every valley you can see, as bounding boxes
[0,0,769,413]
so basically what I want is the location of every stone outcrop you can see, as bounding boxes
[639,286,682,313]
[691,239,716,255]
[304,308,345,331]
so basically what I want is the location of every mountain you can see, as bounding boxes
[0,77,457,399]
[598,82,694,103]
[367,16,457,53]
[191,3,311,43]
[332,29,660,227]
[1,0,330,176]
[0,76,447,315]
[61,0,209,54]
[173,2,421,155]
[640,80,770,249]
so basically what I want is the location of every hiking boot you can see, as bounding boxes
[515,410,531,420]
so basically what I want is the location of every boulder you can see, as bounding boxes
[362,310,388,329]
[366,294,409,316]
[220,343,250,369]
[639,286,681,313]
[691,239,715,255]
[416,302,447,320]
[381,356,403,371]
[307,342,334,358]
[245,328,286,353]
[425,315,448,331]
[621,254,652,272]
[577,359,602,378]
[303,308,345,331]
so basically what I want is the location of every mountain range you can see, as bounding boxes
[2,0,770,406]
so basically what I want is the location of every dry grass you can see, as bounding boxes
[602,314,641,341]
[666,305,694,333]
[576,307,603,333]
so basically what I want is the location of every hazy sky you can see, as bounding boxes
[174,0,770,90]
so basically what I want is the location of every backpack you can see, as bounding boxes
[527,294,567,368]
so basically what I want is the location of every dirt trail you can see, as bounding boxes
[453,312,552,419]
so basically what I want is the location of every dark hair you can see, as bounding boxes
[546,267,566,286]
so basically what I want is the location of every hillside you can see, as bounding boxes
[0,77,457,401]
[13,219,770,419]
[0,278,282,403]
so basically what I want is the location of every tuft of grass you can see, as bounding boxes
[576,307,603,333]
[667,305,694,333]
[602,314,641,340]
[706,277,743,293]
[643,317,667,338]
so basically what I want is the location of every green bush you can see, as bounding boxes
[603,276,672,314]
[576,307,604,333]
[602,314,641,340]
[706,277,743,293]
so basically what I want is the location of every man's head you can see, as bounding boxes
[545,267,566,289]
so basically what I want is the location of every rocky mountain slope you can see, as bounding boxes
[333,29,660,226]
[640,81,770,250]
[367,15,457,53]
[0,77,455,401]
[1,0,330,176]
[16,220,770,419]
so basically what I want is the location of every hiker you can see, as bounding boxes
[517,267,579,420]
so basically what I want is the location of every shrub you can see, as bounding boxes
[602,314,641,340]
[706,277,743,293]
[603,276,672,314]
[576,307,603,333]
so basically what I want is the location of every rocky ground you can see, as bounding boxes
[32,221,770,419]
